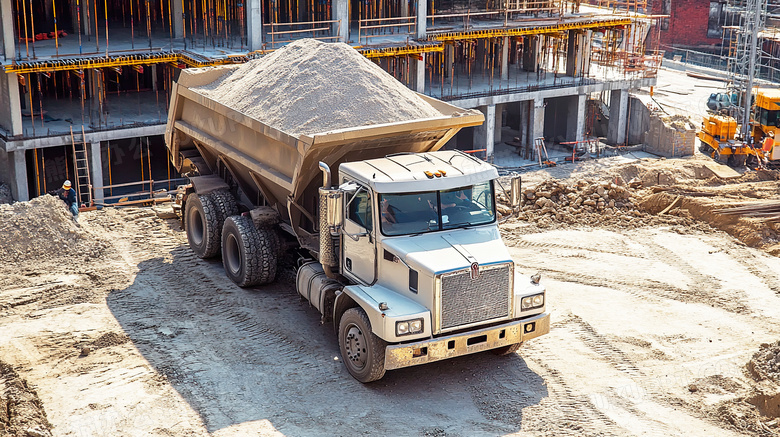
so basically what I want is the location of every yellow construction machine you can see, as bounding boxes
[698,87,780,167]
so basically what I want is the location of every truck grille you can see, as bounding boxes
[439,263,512,331]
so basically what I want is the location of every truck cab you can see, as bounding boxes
[308,150,550,382]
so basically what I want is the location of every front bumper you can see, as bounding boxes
[384,312,549,370]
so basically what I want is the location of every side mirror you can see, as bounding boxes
[510,175,522,208]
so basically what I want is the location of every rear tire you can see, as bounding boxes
[339,307,386,383]
[491,343,522,356]
[211,189,239,223]
[185,194,221,259]
[222,215,278,287]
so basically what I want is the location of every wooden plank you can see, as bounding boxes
[703,162,742,179]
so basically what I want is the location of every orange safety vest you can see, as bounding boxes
[763,137,774,152]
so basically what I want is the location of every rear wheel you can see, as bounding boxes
[185,194,221,259]
[211,189,239,223]
[491,343,523,356]
[222,215,278,287]
[339,307,386,383]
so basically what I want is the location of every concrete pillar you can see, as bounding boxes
[416,0,427,39]
[247,0,263,50]
[529,97,544,147]
[566,94,586,142]
[13,150,29,201]
[566,30,581,77]
[582,30,593,77]
[0,0,15,60]
[151,64,158,91]
[90,141,104,204]
[89,70,104,126]
[501,37,509,80]
[485,105,496,161]
[495,103,504,137]
[415,54,425,94]
[445,44,454,78]
[173,0,184,38]
[0,72,23,136]
[522,36,541,73]
[333,0,349,43]
[607,89,629,145]
[519,100,529,147]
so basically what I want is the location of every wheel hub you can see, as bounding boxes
[344,324,366,370]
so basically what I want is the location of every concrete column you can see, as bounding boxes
[151,64,158,91]
[90,141,104,204]
[89,70,104,126]
[519,100,529,147]
[522,36,540,73]
[566,94,586,142]
[485,105,496,161]
[247,0,263,50]
[333,0,349,43]
[415,54,425,93]
[528,97,544,147]
[566,30,581,77]
[0,0,15,60]
[607,89,629,145]
[416,0,427,39]
[501,37,509,80]
[445,43,454,78]
[582,30,593,76]
[0,72,23,136]
[173,0,184,38]
[13,150,29,201]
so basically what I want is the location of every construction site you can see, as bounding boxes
[2,0,780,436]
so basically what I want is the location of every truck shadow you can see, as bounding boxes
[107,253,548,436]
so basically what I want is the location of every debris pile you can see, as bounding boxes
[748,341,780,383]
[0,195,110,264]
[0,183,12,204]
[192,39,443,136]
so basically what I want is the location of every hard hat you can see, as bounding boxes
[63,180,72,189]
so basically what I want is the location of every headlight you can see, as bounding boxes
[396,318,424,336]
[521,293,545,310]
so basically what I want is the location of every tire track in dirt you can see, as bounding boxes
[721,244,780,295]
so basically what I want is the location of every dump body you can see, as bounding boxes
[165,67,483,251]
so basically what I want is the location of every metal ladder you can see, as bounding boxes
[70,126,92,207]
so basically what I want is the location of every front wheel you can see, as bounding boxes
[339,308,387,383]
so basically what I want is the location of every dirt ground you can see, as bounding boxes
[1,149,780,437]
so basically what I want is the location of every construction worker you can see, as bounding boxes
[763,131,775,153]
[59,180,79,222]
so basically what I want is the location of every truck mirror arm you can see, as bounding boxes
[343,229,369,241]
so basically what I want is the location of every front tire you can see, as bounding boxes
[339,308,387,383]
[221,215,278,287]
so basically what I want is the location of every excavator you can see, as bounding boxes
[698,88,780,167]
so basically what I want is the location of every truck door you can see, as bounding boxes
[342,186,376,284]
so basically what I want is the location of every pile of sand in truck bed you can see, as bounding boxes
[193,39,443,136]
[0,195,110,264]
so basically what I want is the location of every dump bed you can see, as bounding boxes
[165,66,484,248]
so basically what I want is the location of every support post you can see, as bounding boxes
[13,150,29,201]
[607,89,629,145]
[333,0,349,43]
[0,0,15,60]
[522,36,541,73]
[501,37,509,80]
[415,54,425,93]
[485,104,496,161]
[416,0,427,39]
[0,72,23,136]
[566,94,586,142]
[90,141,104,204]
[172,0,184,38]
[529,97,545,147]
[247,0,263,50]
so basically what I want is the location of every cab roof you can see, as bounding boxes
[338,150,499,193]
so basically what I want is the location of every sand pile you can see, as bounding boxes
[0,195,110,264]
[749,341,780,383]
[193,39,442,136]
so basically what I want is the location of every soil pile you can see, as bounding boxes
[748,341,780,383]
[193,39,443,136]
[92,332,129,349]
[0,195,111,264]
[0,361,52,437]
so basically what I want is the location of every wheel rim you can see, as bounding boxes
[189,207,204,246]
[225,233,242,275]
[344,323,367,371]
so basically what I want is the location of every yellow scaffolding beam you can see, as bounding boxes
[428,18,632,42]
[4,52,235,74]
[359,44,444,59]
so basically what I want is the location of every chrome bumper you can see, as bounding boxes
[384,312,550,370]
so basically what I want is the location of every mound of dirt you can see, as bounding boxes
[92,332,129,349]
[0,361,52,437]
[748,341,780,383]
[0,195,111,264]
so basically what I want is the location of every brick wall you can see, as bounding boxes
[650,0,722,48]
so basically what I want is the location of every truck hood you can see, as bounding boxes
[382,226,512,275]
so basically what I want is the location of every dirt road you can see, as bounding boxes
[2,155,780,436]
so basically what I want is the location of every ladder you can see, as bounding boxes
[70,126,93,207]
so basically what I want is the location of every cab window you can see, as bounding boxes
[347,188,372,231]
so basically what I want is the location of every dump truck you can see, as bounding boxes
[164,60,550,383]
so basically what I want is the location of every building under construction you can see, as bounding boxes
[0,0,660,202]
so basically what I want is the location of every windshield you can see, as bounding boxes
[379,181,495,236]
